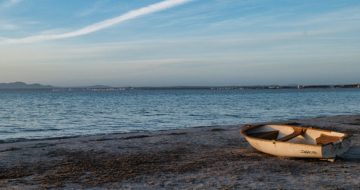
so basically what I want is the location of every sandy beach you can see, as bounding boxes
[0,115,359,189]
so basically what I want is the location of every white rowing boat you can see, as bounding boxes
[240,124,351,162]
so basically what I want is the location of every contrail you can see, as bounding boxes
[1,0,192,44]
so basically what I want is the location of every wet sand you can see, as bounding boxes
[0,115,359,189]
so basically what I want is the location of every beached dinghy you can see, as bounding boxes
[240,124,351,162]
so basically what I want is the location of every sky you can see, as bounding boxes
[0,0,360,87]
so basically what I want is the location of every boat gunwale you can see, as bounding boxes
[240,124,351,148]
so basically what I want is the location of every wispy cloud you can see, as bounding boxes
[75,0,109,17]
[0,0,22,9]
[0,21,19,30]
[0,0,193,44]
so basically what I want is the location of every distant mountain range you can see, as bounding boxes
[0,82,53,89]
[0,82,359,90]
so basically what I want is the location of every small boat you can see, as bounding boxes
[240,124,351,162]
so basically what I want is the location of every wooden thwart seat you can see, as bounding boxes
[316,134,342,145]
[277,128,306,142]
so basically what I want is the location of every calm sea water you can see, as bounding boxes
[0,89,359,141]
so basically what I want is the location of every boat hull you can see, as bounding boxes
[244,135,351,159]
[241,124,351,160]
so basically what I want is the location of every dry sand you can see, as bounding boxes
[0,115,359,189]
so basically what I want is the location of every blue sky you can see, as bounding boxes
[0,0,360,86]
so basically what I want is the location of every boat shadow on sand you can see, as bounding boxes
[339,146,360,162]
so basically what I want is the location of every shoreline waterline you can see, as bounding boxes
[0,114,359,144]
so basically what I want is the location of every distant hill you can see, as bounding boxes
[84,85,114,89]
[0,82,359,90]
[0,82,53,89]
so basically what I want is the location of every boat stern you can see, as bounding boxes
[321,137,351,159]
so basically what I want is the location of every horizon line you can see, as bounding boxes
[1,81,360,89]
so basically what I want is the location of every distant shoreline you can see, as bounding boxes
[0,82,360,91]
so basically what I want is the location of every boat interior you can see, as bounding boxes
[245,125,346,145]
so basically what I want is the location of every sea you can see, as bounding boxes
[0,88,359,141]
